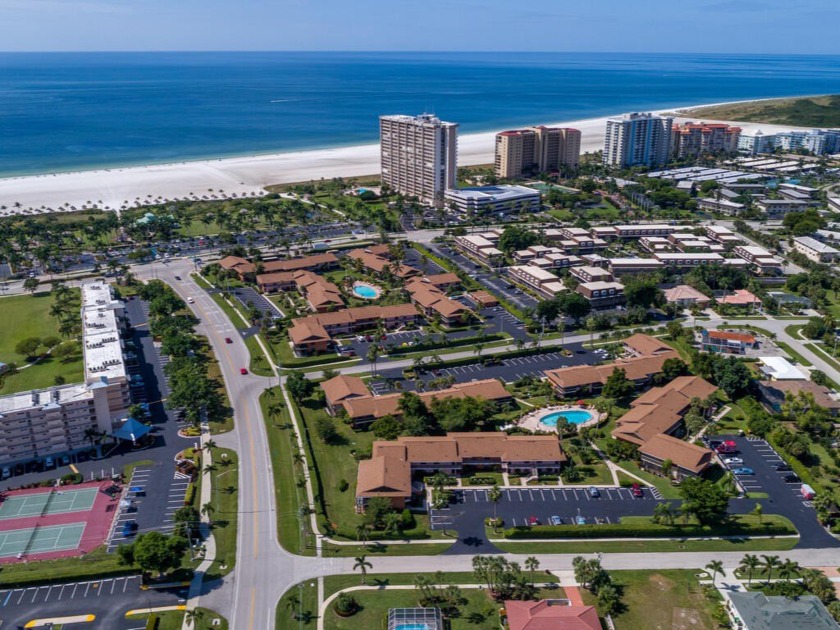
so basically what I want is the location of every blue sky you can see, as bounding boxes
[0,0,838,53]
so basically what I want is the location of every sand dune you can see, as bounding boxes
[0,103,813,217]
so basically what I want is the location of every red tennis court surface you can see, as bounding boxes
[0,481,121,563]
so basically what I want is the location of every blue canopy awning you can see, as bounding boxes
[113,417,151,442]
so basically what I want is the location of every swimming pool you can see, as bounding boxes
[540,409,593,427]
[352,282,381,299]
[394,625,433,630]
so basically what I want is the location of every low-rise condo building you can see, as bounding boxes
[444,185,541,216]
[705,225,743,245]
[570,266,613,283]
[756,198,809,218]
[453,234,505,267]
[576,281,626,309]
[653,252,725,270]
[507,265,565,298]
[733,245,783,275]
[608,258,665,276]
[793,236,840,263]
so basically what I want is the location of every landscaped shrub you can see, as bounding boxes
[183,483,196,507]
[504,517,795,539]
[60,472,83,485]
[333,592,359,617]
[337,479,349,492]
[469,476,497,485]
[401,509,416,530]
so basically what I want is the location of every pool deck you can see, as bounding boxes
[517,405,603,434]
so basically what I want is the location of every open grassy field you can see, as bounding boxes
[0,291,84,395]
[684,94,840,127]
[580,569,721,630]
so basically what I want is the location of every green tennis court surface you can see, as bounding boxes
[0,488,98,520]
[0,523,85,558]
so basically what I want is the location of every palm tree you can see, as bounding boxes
[761,555,781,585]
[739,554,761,586]
[525,556,540,586]
[367,345,380,376]
[706,560,724,587]
[353,555,373,584]
[184,608,204,627]
[201,502,215,519]
[355,524,369,547]
[488,484,502,528]
[202,439,217,454]
[778,559,800,583]
[284,593,300,620]
[751,502,763,524]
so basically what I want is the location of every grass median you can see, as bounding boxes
[204,446,238,582]
[260,387,317,556]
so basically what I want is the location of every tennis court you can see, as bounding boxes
[0,488,98,520]
[0,523,85,558]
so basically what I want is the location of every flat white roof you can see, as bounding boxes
[737,245,773,256]
[510,265,559,281]
[759,356,806,381]
[580,281,624,290]
[445,185,540,202]
[609,258,665,267]
[0,383,93,414]
[81,282,126,383]
[655,253,724,261]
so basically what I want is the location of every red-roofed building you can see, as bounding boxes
[504,600,601,630]
[701,329,758,355]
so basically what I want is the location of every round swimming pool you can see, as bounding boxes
[352,282,381,299]
[540,409,593,427]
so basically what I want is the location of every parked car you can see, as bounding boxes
[121,521,138,537]
[44,456,55,469]
[225,337,233,344]
[732,467,754,475]
[527,516,539,526]
[783,474,801,484]
[723,457,744,465]
[1,466,10,480]
[575,516,587,525]
[631,483,643,498]
[716,441,738,454]
[775,464,792,472]
[550,515,563,526]
[588,486,600,498]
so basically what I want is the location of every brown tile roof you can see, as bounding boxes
[639,434,713,474]
[218,255,255,274]
[288,320,330,344]
[347,248,421,278]
[623,333,675,356]
[355,455,412,498]
[407,282,468,319]
[470,290,499,306]
[544,353,676,391]
[256,271,297,287]
[291,303,419,334]
[719,289,761,305]
[423,273,461,287]
[505,600,601,630]
[664,284,711,304]
[320,375,369,407]
[613,376,718,446]
[262,252,338,273]
[342,379,512,420]
[758,380,840,411]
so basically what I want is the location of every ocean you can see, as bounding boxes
[1,51,838,177]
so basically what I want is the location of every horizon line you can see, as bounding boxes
[0,49,839,56]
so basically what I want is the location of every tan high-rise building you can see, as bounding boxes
[380,114,458,206]
[494,126,581,179]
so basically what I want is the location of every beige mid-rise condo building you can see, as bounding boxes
[495,126,581,179]
[380,113,458,206]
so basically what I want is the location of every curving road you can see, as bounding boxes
[138,258,840,629]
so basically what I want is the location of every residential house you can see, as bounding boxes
[756,380,840,417]
[663,285,711,307]
[504,600,601,630]
[726,592,840,630]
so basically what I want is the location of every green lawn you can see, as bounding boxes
[0,546,137,587]
[494,536,797,554]
[0,291,84,395]
[204,447,238,582]
[202,339,234,434]
[324,587,500,630]
[580,569,721,630]
[127,607,228,630]
[321,541,454,557]
[611,461,683,499]
[260,388,317,555]
[294,395,447,543]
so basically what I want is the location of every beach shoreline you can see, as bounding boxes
[0,96,820,217]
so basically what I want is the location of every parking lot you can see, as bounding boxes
[430,485,662,535]
[707,435,839,548]
[0,575,186,629]
[232,286,284,319]
[374,344,603,392]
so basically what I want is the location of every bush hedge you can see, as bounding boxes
[503,516,796,540]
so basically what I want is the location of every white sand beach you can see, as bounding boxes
[0,101,814,216]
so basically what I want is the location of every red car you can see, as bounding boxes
[631,483,643,498]
[225,337,233,344]
[240,368,248,375]
[527,516,539,527]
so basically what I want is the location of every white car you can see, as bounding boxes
[724,457,744,465]
[187,297,195,304]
